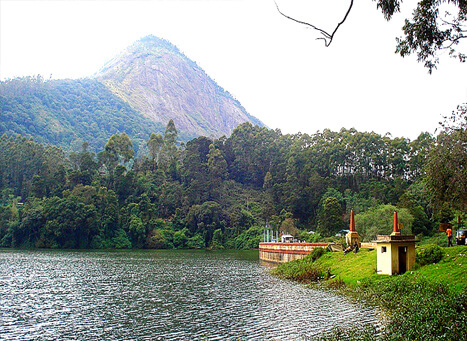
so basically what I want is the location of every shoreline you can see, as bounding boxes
[271,245,467,340]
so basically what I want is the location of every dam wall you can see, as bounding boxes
[259,242,329,263]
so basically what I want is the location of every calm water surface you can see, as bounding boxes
[0,249,378,340]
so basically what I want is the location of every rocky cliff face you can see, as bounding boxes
[94,35,263,138]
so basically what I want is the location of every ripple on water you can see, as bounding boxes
[0,250,379,340]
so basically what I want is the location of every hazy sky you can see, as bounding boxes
[1,0,466,140]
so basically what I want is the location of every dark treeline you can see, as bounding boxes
[1,105,466,249]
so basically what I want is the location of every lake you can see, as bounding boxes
[0,249,378,340]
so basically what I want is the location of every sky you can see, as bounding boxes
[1,0,466,141]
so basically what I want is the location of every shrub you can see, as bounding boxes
[353,276,467,341]
[416,244,444,266]
[111,228,132,249]
[312,325,378,341]
[233,226,263,249]
[186,234,204,249]
[310,247,326,262]
[419,232,449,247]
[272,257,324,283]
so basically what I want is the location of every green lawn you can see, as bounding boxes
[314,248,378,285]
[414,245,467,293]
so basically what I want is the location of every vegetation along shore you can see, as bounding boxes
[272,244,467,341]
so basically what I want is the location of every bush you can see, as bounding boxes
[416,244,444,266]
[173,229,188,248]
[145,229,171,249]
[353,276,467,341]
[233,226,263,249]
[310,247,326,262]
[111,228,132,249]
[312,325,378,341]
[419,232,449,247]
[272,259,323,283]
[186,234,204,249]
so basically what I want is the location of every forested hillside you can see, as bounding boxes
[0,76,166,152]
[1,106,465,249]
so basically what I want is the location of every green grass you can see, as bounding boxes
[414,245,467,293]
[314,249,378,285]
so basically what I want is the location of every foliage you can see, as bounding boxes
[415,244,444,266]
[186,234,205,249]
[309,246,327,262]
[312,325,378,341]
[426,104,467,211]
[355,205,413,241]
[317,196,344,236]
[419,231,451,246]
[375,0,467,72]
[272,247,327,283]
[272,255,324,283]
[414,245,467,293]
[299,230,323,243]
[354,275,467,341]
[0,114,462,251]
[233,226,263,250]
[0,76,165,152]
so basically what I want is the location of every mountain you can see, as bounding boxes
[94,35,264,138]
[0,35,264,151]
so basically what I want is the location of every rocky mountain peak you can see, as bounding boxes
[95,35,263,138]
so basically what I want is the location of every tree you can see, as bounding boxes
[317,196,344,237]
[182,137,212,205]
[275,0,354,47]
[207,144,228,199]
[207,144,228,181]
[355,204,414,241]
[426,104,467,211]
[99,133,134,173]
[164,119,178,146]
[186,201,225,246]
[275,0,466,71]
[394,0,466,72]
[160,119,179,177]
[128,215,145,248]
[147,133,164,170]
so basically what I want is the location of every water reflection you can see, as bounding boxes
[0,249,377,340]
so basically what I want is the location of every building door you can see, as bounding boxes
[398,246,407,274]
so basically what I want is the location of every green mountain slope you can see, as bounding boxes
[0,76,165,152]
[94,35,264,138]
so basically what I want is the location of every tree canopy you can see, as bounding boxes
[1,113,466,249]
[276,0,466,71]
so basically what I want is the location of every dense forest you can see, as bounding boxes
[0,103,466,249]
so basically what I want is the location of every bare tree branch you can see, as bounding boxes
[274,0,354,47]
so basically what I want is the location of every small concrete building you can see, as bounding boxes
[376,212,417,275]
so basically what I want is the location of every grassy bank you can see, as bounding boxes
[272,245,467,340]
